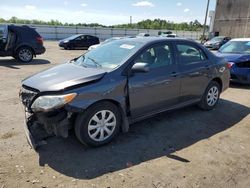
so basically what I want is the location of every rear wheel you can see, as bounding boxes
[198,81,221,110]
[75,102,121,147]
[16,47,33,62]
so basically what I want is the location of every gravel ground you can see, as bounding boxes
[0,41,250,188]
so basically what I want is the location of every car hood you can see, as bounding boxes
[215,52,250,62]
[22,63,107,92]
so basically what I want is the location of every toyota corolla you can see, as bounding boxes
[20,37,230,149]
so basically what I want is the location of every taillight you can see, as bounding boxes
[36,36,43,45]
[227,62,234,69]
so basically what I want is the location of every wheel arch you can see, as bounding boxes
[77,99,130,133]
[14,44,35,56]
[211,77,223,92]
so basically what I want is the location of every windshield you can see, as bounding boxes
[210,36,224,42]
[73,40,143,69]
[219,41,250,54]
[63,34,81,41]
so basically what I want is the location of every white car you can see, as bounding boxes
[160,33,178,38]
[88,43,100,51]
[136,33,150,37]
[88,37,132,50]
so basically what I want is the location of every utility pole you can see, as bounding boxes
[130,16,132,25]
[244,1,250,37]
[202,0,210,43]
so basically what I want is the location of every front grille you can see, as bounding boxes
[231,74,238,80]
[236,61,250,68]
[20,87,38,108]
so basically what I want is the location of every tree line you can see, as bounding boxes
[0,17,205,31]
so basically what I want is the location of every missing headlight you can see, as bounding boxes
[236,61,250,68]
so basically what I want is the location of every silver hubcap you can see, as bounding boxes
[88,110,116,142]
[19,49,32,62]
[207,86,219,106]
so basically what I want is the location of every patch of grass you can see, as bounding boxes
[1,132,17,139]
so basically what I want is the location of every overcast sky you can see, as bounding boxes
[0,0,216,25]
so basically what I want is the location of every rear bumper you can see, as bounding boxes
[34,46,46,55]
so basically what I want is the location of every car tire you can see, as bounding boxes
[16,47,33,62]
[198,81,221,110]
[67,44,74,50]
[74,101,121,147]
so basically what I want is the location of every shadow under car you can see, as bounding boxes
[37,99,250,179]
[0,59,50,69]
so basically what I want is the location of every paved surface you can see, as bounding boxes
[0,41,250,188]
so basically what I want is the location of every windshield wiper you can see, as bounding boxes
[87,57,102,67]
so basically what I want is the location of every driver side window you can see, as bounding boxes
[135,44,173,69]
[76,35,86,41]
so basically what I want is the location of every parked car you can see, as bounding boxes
[88,36,134,50]
[20,37,230,149]
[216,38,250,84]
[136,33,150,37]
[204,36,231,50]
[59,34,100,50]
[0,25,45,62]
[160,33,178,38]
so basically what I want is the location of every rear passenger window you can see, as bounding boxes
[177,44,207,64]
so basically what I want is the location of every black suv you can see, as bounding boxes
[0,25,46,62]
[20,37,230,149]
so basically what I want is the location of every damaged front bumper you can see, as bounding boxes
[24,109,73,149]
[20,87,74,149]
[230,69,250,84]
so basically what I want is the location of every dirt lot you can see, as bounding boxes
[0,41,250,188]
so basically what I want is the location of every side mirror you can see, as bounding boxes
[131,62,150,73]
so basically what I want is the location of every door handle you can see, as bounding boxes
[204,65,211,70]
[189,72,201,76]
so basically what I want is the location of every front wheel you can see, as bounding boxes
[66,44,74,50]
[198,81,221,110]
[74,102,121,147]
[16,47,33,62]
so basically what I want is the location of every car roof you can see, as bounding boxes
[7,24,34,30]
[7,25,39,36]
[230,38,250,41]
[70,34,83,38]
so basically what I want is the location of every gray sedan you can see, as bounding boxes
[20,37,230,149]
